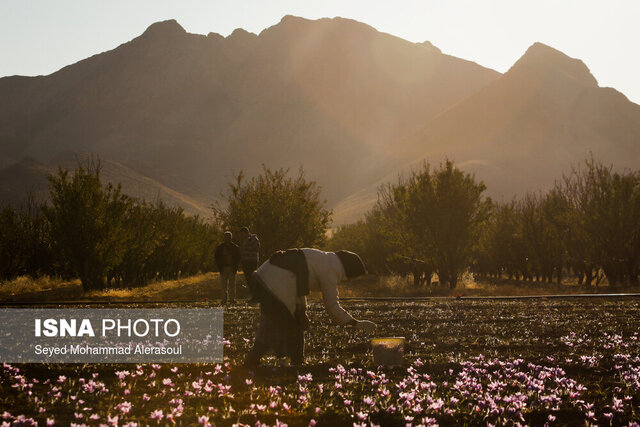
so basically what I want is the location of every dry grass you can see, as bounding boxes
[339,273,617,298]
[85,273,219,301]
[338,274,436,298]
[0,276,81,300]
[0,272,253,303]
[0,271,624,303]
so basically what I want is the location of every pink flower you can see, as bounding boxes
[115,371,130,380]
[298,373,313,383]
[115,401,132,415]
[613,397,624,412]
[149,409,164,420]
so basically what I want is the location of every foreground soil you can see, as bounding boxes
[1,298,640,426]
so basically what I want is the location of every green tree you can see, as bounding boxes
[0,206,24,280]
[213,166,331,258]
[114,202,219,286]
[387,160,491,288]
[517,191,567,284]
[44,160,131,291]
[380,160,491,289]
[475,201,531,281]
[561,158,640,287]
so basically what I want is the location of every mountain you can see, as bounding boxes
[0,157,51,206]
[414,42,640,198]
[0,16,500,212]
[2,18,639,225]
[332,43,640,223]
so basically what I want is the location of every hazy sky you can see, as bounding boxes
[1,0,639,104]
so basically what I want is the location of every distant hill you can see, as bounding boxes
[0,153,211,217]
[0,16,499,213]
[333,43,640,223]
[1,17,639,225]
[413,42,640,196]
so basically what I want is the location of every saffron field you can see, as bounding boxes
[2,299,640,426]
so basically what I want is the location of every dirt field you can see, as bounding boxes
[1,298,640,425]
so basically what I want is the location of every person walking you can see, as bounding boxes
[214,231,241,304]
[239,226,260,300]
[245,248,377,366]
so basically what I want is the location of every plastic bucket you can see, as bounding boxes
[371,337,405,365]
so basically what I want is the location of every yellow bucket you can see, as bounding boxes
[371,337,405,365]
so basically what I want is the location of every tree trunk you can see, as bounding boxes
[604,266,617,289]
[449,274,458,289]
[628,264,639,287]
[584,267,593,286]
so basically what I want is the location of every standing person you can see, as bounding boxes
[239,226,260,301]
[214,231,241,304]
[245,248,377,366]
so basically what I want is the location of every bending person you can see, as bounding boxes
[245,248,376,366]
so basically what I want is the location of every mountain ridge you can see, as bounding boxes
[0,15,501,214]
[330,41,640,223]
[0,17,638,226]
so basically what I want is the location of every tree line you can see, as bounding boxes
[328,158,640,289]
[0,160,219,291]
[1,156,638,292]
[0,162,330,293]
